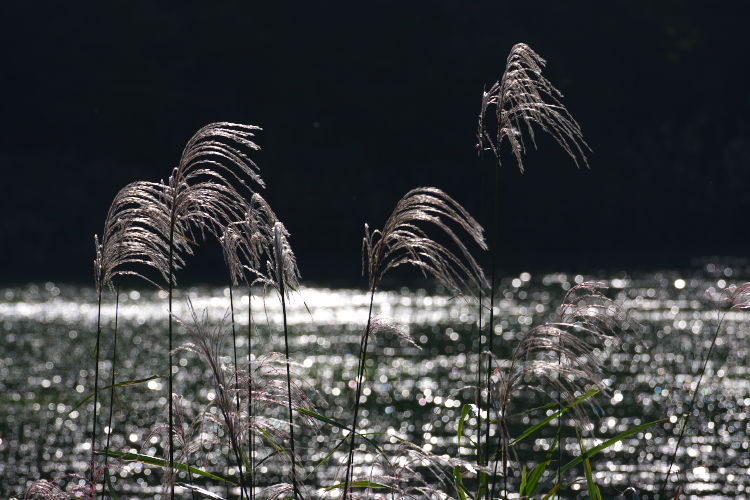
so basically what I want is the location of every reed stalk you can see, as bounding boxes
[228,283,246,500]
[102,284,119,499]
[248,290,255,500]
[274,226,299,499]
[343,284,376,500]
[344,187,487,498]
[90,288,103,487]
[167,218,175,499]
[477,43,590,498]
[660,310,725,496]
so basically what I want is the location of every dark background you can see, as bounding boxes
[2,1,750,285]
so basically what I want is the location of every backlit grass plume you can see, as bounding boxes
[477,42,589,171]
[343,187,487,499]
[489,282,623,497]
[222,193,302,498]
[475,43,591,495]
[173,304,316,499]
[91,180,175,492]
[162,122,264,498]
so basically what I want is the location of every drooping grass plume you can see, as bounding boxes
[477,42,589,172]
[24,465,105,500]
[92,180,176,492]
[476,42,591,497]
[162,122,264,498]
[489,282,622,497]
[343,187,488,499]
[222,193,302,498]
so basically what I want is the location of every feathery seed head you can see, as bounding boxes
[478,43,590,172]
[363,187,487,294]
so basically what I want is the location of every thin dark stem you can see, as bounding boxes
[475,288,484,470]
[485,164,499,500]
[168,219,175,500]
[660,312,725,497]
[556,345,562,497]
[343,286,376,500]
[248,290,255,500]
[90,287,103,489]
[102,284,119,499]
[277,271,299,499]
[229,283,246,500]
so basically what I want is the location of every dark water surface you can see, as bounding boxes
[1,267,749,498]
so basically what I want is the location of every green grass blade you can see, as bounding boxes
[325,480,392,491]
[523,436,557,498]
[457,404,471,448]
[511,389,599,446]
[66,375,162,416]
[519,465,527,496]
[453,467,468,500]
[559,418,666,476]
[539,483,562,500]
[96,450,236,485]
[577,428,602,500]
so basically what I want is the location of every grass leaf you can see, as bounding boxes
[96,450,236,485]
[511,389,599,446]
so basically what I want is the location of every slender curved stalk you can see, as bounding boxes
[90,288,103,488]
[102,284,119,499]
[167,218,175,500]
[343,285,376,500]
[277,256,299,499]
[475,288,484,470]
[556,343,562,497]
[484,165,499,500]
[228,283,246,500]
[248,290,255,500]
[660,312,725,496]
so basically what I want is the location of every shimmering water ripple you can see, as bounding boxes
[1,268,749,498]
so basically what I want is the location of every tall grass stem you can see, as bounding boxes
[660,313,725,496]
[343,286,376,500]
[103,284,119,499]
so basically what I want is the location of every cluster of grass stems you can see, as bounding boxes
[23,43,734,500]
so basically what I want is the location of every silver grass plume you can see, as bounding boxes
[475,43,590,492]
[221,193,301,294]
[221,194,301,497]
[363,187,488,294]
[497,281,622,417]
[94,181,176,293]
[164,122,264,499]
[345,187,487,499]
[489,282,623,492]
[24,466,104,500]
[90,180,176,487]
[167,122,263,251]
[477,42,590,171]
[178,302,249,498]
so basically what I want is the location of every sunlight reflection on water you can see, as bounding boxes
[1,268,749,498]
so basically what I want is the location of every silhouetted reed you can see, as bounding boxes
[344,187,488,499]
